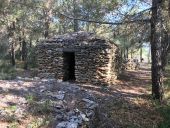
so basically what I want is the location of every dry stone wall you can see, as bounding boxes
[37,31,120,85]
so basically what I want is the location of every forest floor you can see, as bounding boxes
[0,63,166,128]
[92,63,163,128]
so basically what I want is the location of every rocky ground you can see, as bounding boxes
[0,63,163,128]
[0,78,98,128]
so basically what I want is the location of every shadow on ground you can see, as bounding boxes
[0,63,163,128]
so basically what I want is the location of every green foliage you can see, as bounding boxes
[157,64,170,128]
[31,100,53,115]
[25,94,53,128]
[27,116,52,128]
[3,114,17,123]
[0,60,16,80]
[164,65,170,100]
[27,118,45,128]
[0,34,9,59]
[8,122,19,128]
[26,94,53,115]
[164,78,170,90]
[0,0,152,69]
[158,106,170,128]
[26,94,36,104]
[27,47,38,68]
[6,105,17,112]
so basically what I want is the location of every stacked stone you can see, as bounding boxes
[36,31,120,85]
[37,44,56,78]
[123,59,138,70]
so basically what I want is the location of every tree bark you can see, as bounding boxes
[161,31,169,71]
[43,0,53,38]
[19,36,22,60]
[21,39,28,70]
[140,47,143,62]
[22,39,27,61]
[148,44,151,63]
[121,49,123,59]
[73,19,79,32]
[11,40,15,66]
[21,29,28,70]
[123,47,126,59]
[8,21,16,66]
[73,0,79,32]
[44,20,49,38]
[131,49,133,59]
[126,47,128,59]
[151,0,164,101]
[29,39,32,48]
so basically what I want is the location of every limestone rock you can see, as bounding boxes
[56,121,78,128]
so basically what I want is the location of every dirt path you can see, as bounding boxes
[0,63,162,128]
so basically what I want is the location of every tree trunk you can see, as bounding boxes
[86,10,90,31]
[151,0,164,101]
[22,40,27,61]
[131,49,133,59]
[11,41,15,66]
[43,0,53,38]
[121,49,123,59]
[123,47,126,59]
[126,47,128,59]
[21,39,28,70]
[58,22,62,34]
[140,47,143,62]
[161,31,169,71]
[44,20,49,38]
[29,39,32,48]
[73,19,79,32]
[148,44,151,63]
[19,36,22,60]
[73,0,79,32]
[8,21,16,66]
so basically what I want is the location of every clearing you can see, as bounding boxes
[0,63,162,128]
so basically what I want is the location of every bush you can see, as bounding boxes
[0,60,16,80]
[158,64,170,128]
[0,35,9,59]
[27,47,38,68]
[158,106,170,128]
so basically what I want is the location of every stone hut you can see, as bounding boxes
[37,31,120,85]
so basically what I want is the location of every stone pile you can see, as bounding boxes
[36,80,99,128]
[55,97,98,128]
[37,31,120,85]
[123,59,140,70]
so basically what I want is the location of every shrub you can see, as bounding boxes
[0,60,16,80]
[27,47,38,68]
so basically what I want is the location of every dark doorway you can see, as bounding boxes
[63,52,76,81]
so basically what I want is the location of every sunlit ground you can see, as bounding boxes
[0,63,170,128]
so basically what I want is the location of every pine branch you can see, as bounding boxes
[58,12,151,25]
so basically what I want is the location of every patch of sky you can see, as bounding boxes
[105,0,151,22]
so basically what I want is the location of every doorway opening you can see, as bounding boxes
[63,52,76,81]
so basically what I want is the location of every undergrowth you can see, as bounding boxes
[25,94,54,127]
[158,105,170,128]
[158,64,170,128]
[0,60,16,80]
